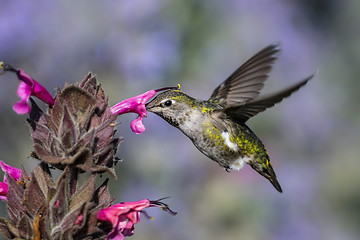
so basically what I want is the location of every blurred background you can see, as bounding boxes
[0,0,359,239]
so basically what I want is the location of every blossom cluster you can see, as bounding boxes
[0,62,176,239]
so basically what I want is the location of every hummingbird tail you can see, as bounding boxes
[263,166,283,193]
[249,160,283,193]
[261,164,283,192]
[269,177,283,193]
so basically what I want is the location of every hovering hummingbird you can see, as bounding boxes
[146,43,313,192]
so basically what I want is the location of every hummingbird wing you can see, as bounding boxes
[218,75,313,123]
[208,43,281,106]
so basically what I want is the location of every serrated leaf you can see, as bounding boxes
[60,86,96,123]
[60,105,77,149]
[92,179,113,207]
[0,218,18,239]
[50,169,70,228]
[49,89,65,130]
[17,215,32,239]
[28,120,51,142]
[33,164,55,200]
[80,73,97,96]
[20,166,30,181]
[61,202,89,236]
[69,174,95,212]
[95,85,107,112]
[38,208,52,240]
[23,171,46,217]
[61,148,91,166]
[6,174,26,222]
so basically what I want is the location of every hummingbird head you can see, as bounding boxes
[146,90,197,127]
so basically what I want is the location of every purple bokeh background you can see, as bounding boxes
[1,1,359,240]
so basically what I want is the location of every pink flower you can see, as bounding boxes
[98,198,176,240]
[0,63,54,114]
[0,161,22,201]
[0,183,9,201]
[13,69,55,114]
[111,87,177,134]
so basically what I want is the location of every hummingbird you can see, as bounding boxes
[146,43,313,192]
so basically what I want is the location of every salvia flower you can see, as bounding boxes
[98,198,176,240]
[0,67,178,239]
[111,86,178,134]
[0,62,54,114]
[0,161,21,201]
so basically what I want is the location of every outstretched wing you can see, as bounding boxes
[218,75,313,123]
[209,43,281,106]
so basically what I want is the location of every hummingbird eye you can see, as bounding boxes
[164,100,172,107]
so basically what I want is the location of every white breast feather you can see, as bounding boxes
[230,156,251,171]
[221,131,238,151]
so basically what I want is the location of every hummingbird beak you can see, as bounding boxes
[145,102,153,111]
[145,85,180,112]
[145,85,177,111]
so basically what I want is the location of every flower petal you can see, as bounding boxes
[13,81,32,114]
[16,81,32,99]
[0,161,22,183]
[0,182,8,201]
[106,231,125,240]
[13,100,31,114]
[16,69,55,106]
[98,199,152,239]
[130,117,145,135]
[98,207,121,228]
[31,79,55,106]
[121,220,135,237]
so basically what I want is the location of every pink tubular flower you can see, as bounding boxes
[13,69,55,114]
[0,161,22,201]
[0,62,54,114]
[111,87,177,134]
[98,198,176,240]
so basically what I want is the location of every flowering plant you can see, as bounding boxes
[0,63,176,240]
